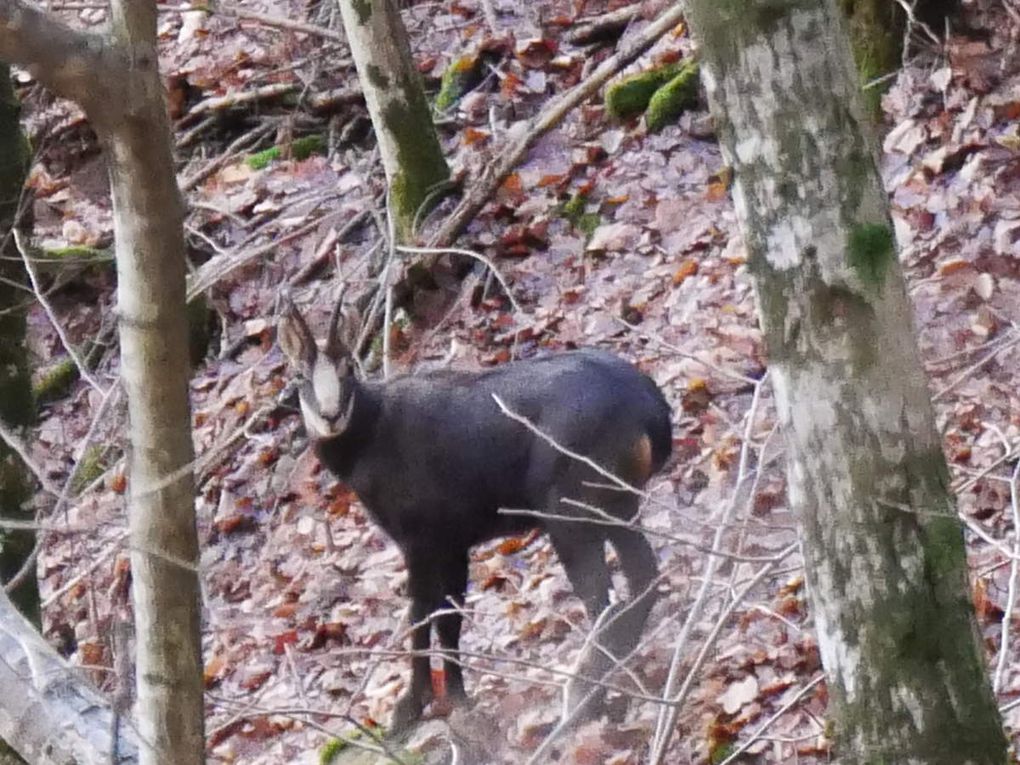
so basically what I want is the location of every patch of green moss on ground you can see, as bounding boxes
[33,357,77,405]
[72,445,106,495]
[605,62,683,121]
[646,61,700,132]
[435,55,484,112]
[247,135,326,170]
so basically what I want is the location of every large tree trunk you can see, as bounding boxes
[686,2,1006,763]
[0,3,204,764]
[337,0,449,240]
[0,63,38,626]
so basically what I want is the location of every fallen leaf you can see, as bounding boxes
[717,674,759,715]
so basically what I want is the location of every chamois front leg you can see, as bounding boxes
[390,556,439,735]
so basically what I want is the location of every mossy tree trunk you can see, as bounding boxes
[686,2,1006,763]
[337,0,449,240]
[0,3,204,763]
[0,63,38,628]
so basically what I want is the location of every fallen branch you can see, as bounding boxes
[566,5,641,46]
[0,587,139,763]
[185,82,298,119]
[164,2,346,43]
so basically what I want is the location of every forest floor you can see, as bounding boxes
[14,0,1020,763]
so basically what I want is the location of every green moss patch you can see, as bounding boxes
[435,55,485,112]
[605,62,683,121]
[33,357,77,405]
[646,62,700,132]
[246,135,327,170]
[847,222,894,289]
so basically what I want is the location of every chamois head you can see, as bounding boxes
[277,296,360,440]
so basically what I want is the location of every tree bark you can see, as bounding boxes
[0,63,38,626]
[686,2,1006,763]
[0,587,138,763]
[337,0,449,240]
[0,3,204,764]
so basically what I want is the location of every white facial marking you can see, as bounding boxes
[312,356,342,416]
[300,393,334,439]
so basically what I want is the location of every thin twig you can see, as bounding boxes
[615,315,760,386]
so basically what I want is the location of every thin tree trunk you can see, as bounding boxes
[0,63,38,626]
[685,2,1006,763]
[0,3,204,763]
[337,0,449,239]
[104,4,204,763]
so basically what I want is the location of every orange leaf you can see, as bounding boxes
[273,602,298,619]
[501,173,523,194]
[672,259,699,285]
[462,127,490,146]
[204,654,228,688]
[497,536,527,555]
[272,630,299,655]
[706,179,728,201]
[537,173,566,188]
[109,472,127,494]
[938,257,971,276]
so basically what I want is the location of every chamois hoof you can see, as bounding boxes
[388,690,430,737]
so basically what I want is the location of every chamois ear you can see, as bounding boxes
[277,298,316,370]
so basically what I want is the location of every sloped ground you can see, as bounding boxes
[13,0,1020,762]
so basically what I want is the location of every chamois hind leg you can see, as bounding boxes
[546,519,614,722]
[555,486,657,722]
[603,524,658,661]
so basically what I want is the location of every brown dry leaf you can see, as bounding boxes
[79,640,106,667]
[681,377,713,413]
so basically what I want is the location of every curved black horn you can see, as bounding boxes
[325,289,347,351]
